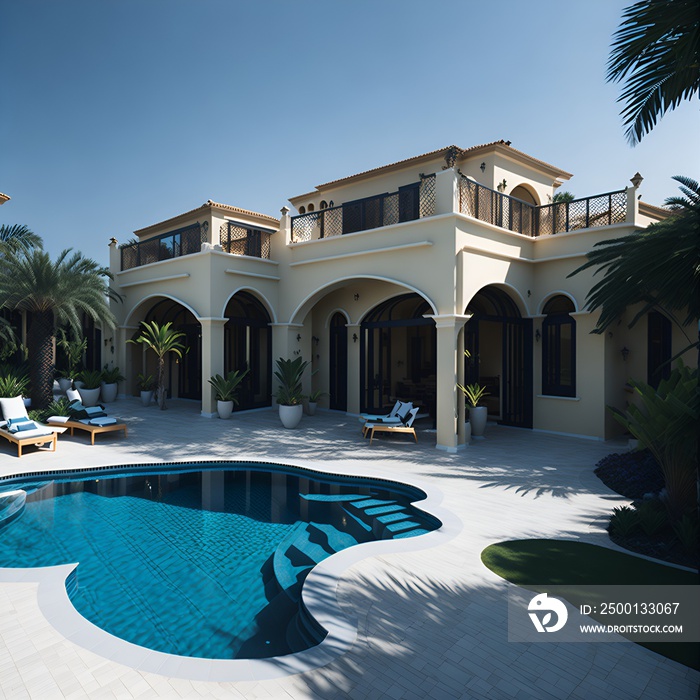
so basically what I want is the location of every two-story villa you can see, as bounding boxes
[108,140,683,451]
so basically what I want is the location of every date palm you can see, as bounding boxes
[0,248,117,407]
[607,0,700,145]
[0,224,43,253]
[569,175,700,352]
[128,321,187,410]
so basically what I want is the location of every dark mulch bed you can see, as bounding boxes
[594,449,664,499]
[595,450,698,569]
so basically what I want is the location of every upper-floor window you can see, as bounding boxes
[542,295,576,397]
[341,181,421,235]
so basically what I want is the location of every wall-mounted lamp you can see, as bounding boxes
[535,329,541,342]
[527,290,531,298]
[312,336,320,346]
[621,346,630,362]
[353,293,360,301]
[352,333,358,343]
[103,336,113,347]
[296,334,302,342]
[480,162,486,173]
[497,179,507,192]
[630,172,644,189]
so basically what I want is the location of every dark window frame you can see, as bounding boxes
[542,312,576,397]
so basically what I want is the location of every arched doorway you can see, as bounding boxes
[224,292,271,411]
[465,287,532,428]
[329,312,347,411]
[361,293,436,415]
[144,300,201,400]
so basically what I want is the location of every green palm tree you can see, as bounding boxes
[569,175,699,352]
[0,248,117,407]
[0,224,43,253]
[607,0,700,145]
[128,321,187,410]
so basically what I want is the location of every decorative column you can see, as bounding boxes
[346,323,361,414]
[199,317,227,417]
[429,314,472,452]
[627,172,643,225]
[270,322,304,396]
[434,166,459,215]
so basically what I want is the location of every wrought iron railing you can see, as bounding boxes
[291,174,436,243]
[120,223,206,270]
[219,221,272,259]
[459,176,627,236]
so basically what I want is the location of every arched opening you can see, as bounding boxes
[510,184,538,205]
[142,299,201,400]
[224,291,272,410]
[465,286,532,427]
[329,312,348,411]
[542,295,576,397]
[361,293,435,416]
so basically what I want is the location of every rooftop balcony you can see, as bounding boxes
[290,173,628,243]
[120,221,273,271]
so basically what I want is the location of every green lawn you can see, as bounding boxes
[481,539,699,670]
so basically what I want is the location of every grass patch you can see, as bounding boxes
[482,539,699,670]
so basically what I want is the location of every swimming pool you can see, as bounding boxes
[0,462,440,660]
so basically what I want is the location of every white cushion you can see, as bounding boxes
[66,389,81,402]
[47,416,70,424]
[0,396,28,421]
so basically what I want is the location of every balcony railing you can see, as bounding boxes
[291,174,436,243]
[459,176,627,236]
[120,223,206,271]
[219,221,273,259]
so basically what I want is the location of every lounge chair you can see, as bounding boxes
[363,406,420,445]
[0,395,64,457]
[359,400,413,429]
[47,399,127,445]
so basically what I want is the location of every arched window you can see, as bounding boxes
[298,206,306,215]
[320,200,328,210]
[542,296,575,397]
[307,203,315,212]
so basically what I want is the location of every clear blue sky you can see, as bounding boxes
[3,0,698,266]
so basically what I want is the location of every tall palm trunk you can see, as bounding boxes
[27,310,55,408]
[157,355,167,410]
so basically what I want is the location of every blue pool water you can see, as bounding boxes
[0,463,439,659]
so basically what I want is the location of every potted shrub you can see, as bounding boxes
[306,389,328,416]
[208,369,249,419]
[458,382,489,438]
[75,369,103,407]
[56,330,87,393]
[101,365,126,403]
[274,357,309,429]
[136,373,156,406]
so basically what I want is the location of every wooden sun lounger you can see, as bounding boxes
[0,426,65,458]
[48,418,128,445]
[364,423,418,445]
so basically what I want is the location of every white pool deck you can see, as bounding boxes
[0,399,698,699]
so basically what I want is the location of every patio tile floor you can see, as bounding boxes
[0,399,697,699]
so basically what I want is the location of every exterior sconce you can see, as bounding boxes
[535,329,541,342]
[621,346,630,362]
[104,337,113,347]
[296,334,302,342]
[630,172,644,189]
[480,162,486,172]
[497,179,507,192]
[353,333,358,343]
[312,336,320,346]
[353,293,360,301]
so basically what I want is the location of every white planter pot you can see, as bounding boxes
[58,377,73,394]
[78,387,101,408]
[22,397,31,409]
[101,382,118,403]
[279,404,303,429]
[469,406,488,438]
[217,400,234,420]
[307,402,317,416]
[140,390,154,406]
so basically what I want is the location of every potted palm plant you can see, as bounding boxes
[306,389,328,416]
[56,330,87,393]
[274,356,309,428]
[101,365,126,403]
[128,321,187,410]
[136,373,156,406]
[458,382,489,438]
[208,369,249,419]
[75,369,103,407]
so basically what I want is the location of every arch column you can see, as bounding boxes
[428,314,471,452]
[346,323,361,414]
[270,322,304,397]
[199,317,227,417]
[119,325,140,395]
